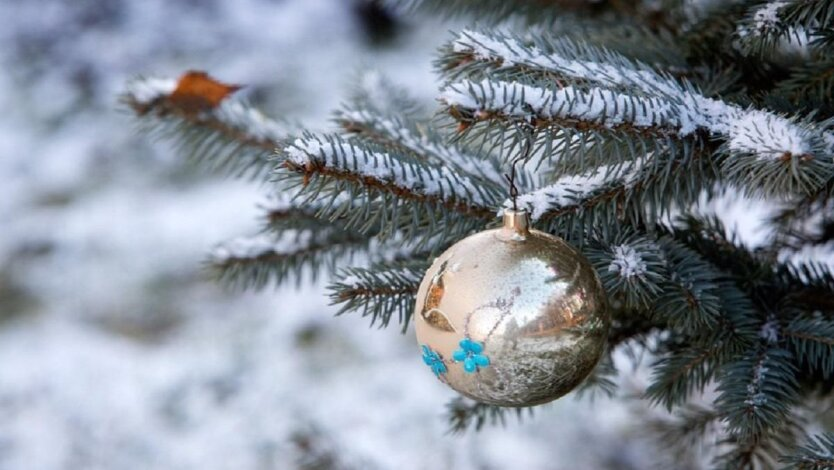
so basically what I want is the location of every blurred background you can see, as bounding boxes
[0,1,665,468]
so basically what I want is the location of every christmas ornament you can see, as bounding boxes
[415,209,609,407]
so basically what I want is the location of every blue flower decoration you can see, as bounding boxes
[452,337,490,373]
[421,345,447,377]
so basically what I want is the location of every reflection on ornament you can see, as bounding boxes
[414,209,609,407]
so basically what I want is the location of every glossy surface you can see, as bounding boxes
[414,210,609,407]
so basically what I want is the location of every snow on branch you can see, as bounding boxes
[209,229,368,289]
[124,75,290,176]
[337,107,506,185]
[503,159,644,221]
[608,244,648,279]
[442,78,825,163]
[442,79,681,134]
[124,77,177,103]
[734,1,812,56]
[329,262,424,331]
[586,232,666,310]
[716,347,799,442]
[451,29,680,96]
[446,29,832,162]
[282,134,499,218]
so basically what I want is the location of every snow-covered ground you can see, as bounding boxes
[0,1,656,469]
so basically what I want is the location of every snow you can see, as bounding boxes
[744,356,771,407]
[441,79,677,130]
[450,30,821,161]
[608,245,648,279]
[752,1,788,31]
[454,29,679,96]
[340,108,505,184]
[125,76,291,145]
[286,135,495,207]
[506,160,643,221]
[215,100,292,143]
[759,318,780,344]
[124,77,178,103]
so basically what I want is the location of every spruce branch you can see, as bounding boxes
[279,134,499,243]
[781,432,834,470]
[259,195,346,233]
[443,29,687,97]
[715,346,799,443]
[335,106,508,188]
[645,404,722,468]
[328,261,425,332]
[654,240,725,333]
[506,151,715,237]
[771,58,834,117]
[209,229,370,290]
[645,339,731,411]
[444,397,532,433]
[783,317,834,380]
[124,76,287,178]
[574,351,617,399]
[585,231,666,310]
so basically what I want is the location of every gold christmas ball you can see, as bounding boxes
[415,209,609,407]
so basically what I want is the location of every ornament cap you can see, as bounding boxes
[500,209,530,240]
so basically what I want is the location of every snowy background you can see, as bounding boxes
[0,1,671,469]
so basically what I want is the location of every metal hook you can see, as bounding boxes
[503,126,534,212]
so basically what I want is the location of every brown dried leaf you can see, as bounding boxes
[167,70,242,114]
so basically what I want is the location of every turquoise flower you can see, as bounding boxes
[421,345,447,377]
[452,337,490,373]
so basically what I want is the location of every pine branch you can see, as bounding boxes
[645,340,727,411]
[441,27,834,195]
[209,229,370,290]
[124,76,287,178]
[328,261,425,332]
[734,1,806,58]
[585,231,666,310]
[574,351,617,399]
[443,29,688,97]
[783,317,834,380]
[715,346,799,443]
[348,70,426,119]
[444,397,532,434]
[771,58,834,117]
[781,432,834,470]
[443,76,833,195]
[279,134,499,243]
[259,195,346,233]
[508,150,714,237]
[335,105,509,188]
[653,240,725,333]
[645,404,721,468]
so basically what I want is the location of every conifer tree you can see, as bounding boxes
[125,1,834,468]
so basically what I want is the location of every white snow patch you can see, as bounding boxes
[449,30,821,160]
[125,76,177,103]
[285,136,492,207]
[341,108,505,184]
[608,244,648,279]
[506,160,643,220]
[752,1,788,31]
[759,318,780,344]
